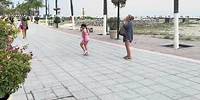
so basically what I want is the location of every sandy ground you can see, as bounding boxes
[179,24,200,36]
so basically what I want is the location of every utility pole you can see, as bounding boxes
[174,0,179,49]
[103,0,107,35]
[70,0,75,30]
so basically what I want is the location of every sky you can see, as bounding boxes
[13,0,200,17]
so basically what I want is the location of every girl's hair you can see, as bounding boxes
[127,15,134,21]
[81,24,87,28]
[21,17,26,22]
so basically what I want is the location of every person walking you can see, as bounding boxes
[19,17,28,39]
[122,15,134,60]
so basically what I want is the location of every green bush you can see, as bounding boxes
[34,16,40,21]
[107,17,118,30]
[0,50,32,98]
[54,17,61,23]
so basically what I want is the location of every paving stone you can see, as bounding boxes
[98,94,122,100]
[71,89,95,99]
[176,87,200,95]
[144,93,172,100]
[177,96,200,100]
[124,81,144,89]
[115,90,140,99]
[31,88,57,100]
[161,89,190,100]
[133,87,156,96]
[149,84,171,92]
[52,86,72,98]
[107,84,129,92]
[91,87,112,95]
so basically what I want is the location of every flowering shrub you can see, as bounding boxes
[0,19,32,99]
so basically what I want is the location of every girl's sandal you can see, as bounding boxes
[123,56,131,60]
[83,51,89,56]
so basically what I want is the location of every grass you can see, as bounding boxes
[135,23,200,41]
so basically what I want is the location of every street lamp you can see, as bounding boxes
[103,0,107,35]
[111,0,126,39]
[70,0,75,30]
[54,0,60,28]
[174,0,179,49]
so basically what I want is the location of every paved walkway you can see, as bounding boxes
[12,24,200,100]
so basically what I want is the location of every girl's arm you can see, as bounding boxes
[83,28,89,35]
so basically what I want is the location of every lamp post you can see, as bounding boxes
[111,0,124,39]
[103,0,107,35]
[55,0,58,15]
[70,0,75,30]
[174,0,179,49]
[54,0,60,28]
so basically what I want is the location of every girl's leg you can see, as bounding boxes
[125,41,131,58]
[22,30,25,39]
[84,41,88,51]
[80,42,85,52]
[83,41,88,55]
[21,29,27,39]
[24,30,27,39]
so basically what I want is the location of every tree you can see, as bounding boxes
[15,0,44,16]
[25,0,44,16]
[111,0,127,39]
[0,0,12,15]
[15,2,29,15]
[31,0,44,16]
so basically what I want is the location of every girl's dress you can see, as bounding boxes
[81,29,89,44]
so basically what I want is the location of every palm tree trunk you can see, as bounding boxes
[70,0,75,30]
[117,1,120,39]
[174,0,179,49]
[55,0,58,28]
[103,0,107,35]
[70,0,73,16]
[45,0,48,25]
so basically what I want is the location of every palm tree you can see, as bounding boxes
[174,0,179,49]
[15,0,43,16]
[15,2,30,15]
[103,0,107,35]
[31,0,44,16]
[0,0,12,15]
[24,0,44,16]
[45,0,48,24]
[111,0,127,39]
[70,0,75,30]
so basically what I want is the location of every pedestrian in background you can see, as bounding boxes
[19,17,28,39]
